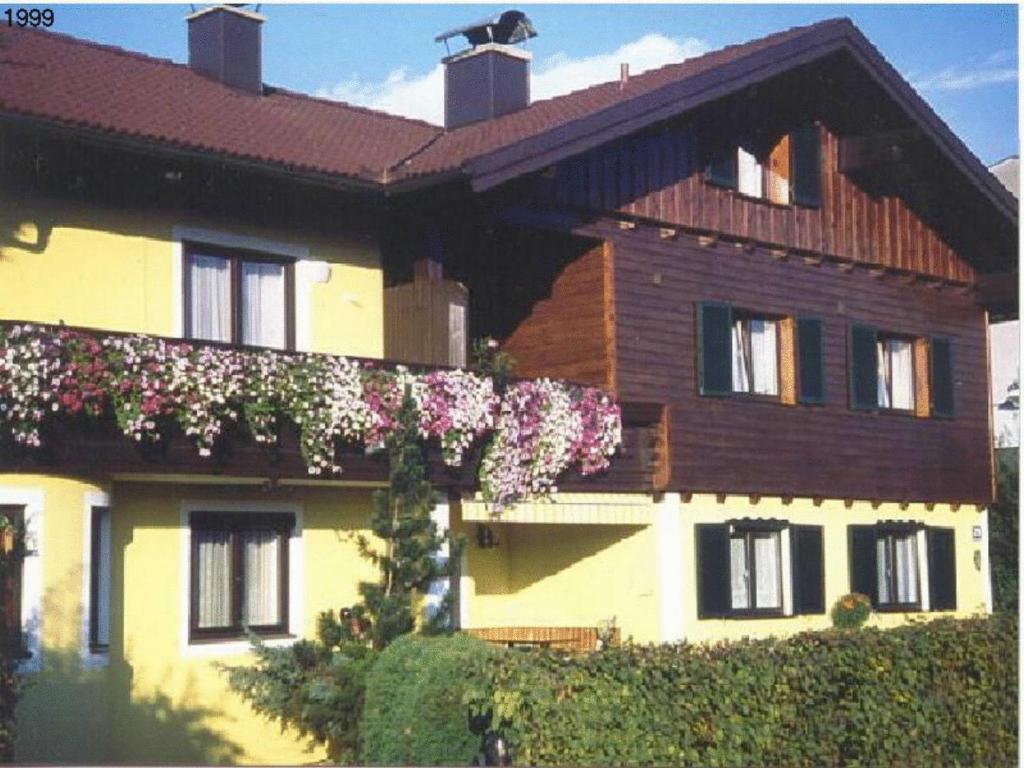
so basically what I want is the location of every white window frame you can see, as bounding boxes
[80,490,112,669]
[0,487,44,673]
[179,499,303,658]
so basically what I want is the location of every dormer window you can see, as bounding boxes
[705,124,821,208]
[184,243,295,350]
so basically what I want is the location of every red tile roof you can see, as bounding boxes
[0,26,441,183]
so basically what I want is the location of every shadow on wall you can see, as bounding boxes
[14,566,244,764]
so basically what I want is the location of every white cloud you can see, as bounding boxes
[316,33,710,125]
[913,50,1018,92]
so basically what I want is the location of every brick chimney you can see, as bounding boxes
[186,5,265,94]
[436,10,536,130]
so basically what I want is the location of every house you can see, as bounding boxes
[988,156,1019,448]
[0,7,1018,764]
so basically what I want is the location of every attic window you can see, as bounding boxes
[704,125,821,208]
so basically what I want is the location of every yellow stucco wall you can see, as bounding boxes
[8,474,380,765]
[457,493,990,647]
[678,494,989,643]
[0,192,383,358]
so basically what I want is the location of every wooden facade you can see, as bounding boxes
[531,120,975,284]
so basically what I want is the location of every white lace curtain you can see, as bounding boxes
[195,528,281,628]
[877,534,919,604]
[732,318,779,395]
[730,537,749,610]
[241,262,286,349]
[242,530,280,626]
[753,533,780,608]
[877,339,915,410]
[196,530,232,628]
[188,254,231,342]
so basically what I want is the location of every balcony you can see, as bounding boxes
[0,321,668,500]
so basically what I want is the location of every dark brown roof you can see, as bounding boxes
[0,25,440,183]
[0,18,1016,224]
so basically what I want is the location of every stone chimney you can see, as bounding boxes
[186,5,265,94]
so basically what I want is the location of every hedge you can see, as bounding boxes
[360,633,495,765]
[469,616,1017,767]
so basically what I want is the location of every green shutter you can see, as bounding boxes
[705,149,737,189]
[796,317,825,404]
[849,324,878,411]
[927,527,957,611]
[696,524,731,618]
[848,525,878,606]
[791,525,825,615]
[790,124,822,207]
[697,302,733,396]
[930,337,955,417]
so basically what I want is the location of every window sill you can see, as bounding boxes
[183,632,297,658]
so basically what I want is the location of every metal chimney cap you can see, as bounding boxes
[186,4,265,23]
[435,10,537,47]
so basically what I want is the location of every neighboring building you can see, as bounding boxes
[0,9,1017,764]
[988,156,1019,448]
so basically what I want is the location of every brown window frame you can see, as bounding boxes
[0,505,26,658]
[188,511,293,644]
[182,241,297,350]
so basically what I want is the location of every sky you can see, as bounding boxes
[48,3,1019,165]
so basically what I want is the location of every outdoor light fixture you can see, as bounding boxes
[476,524,499,549]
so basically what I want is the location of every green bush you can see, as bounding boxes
[360,633,495,766]
[469,616,1017,767]
[830,592,872,629]
[991,447,1018,614]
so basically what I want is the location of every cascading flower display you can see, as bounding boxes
[0,323,622,505]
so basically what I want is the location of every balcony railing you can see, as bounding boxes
[0,321,667,500]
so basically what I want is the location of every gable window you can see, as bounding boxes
[0,506,25,658]
[189,511,293,642]
[696,520,824,619]
[184,243,295,350]
[704,125,821,208]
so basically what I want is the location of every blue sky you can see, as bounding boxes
[51,4,1018,164]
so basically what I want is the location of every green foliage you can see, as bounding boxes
[224,612,378,763]
[360,633,495,766]
[357,390,449,649]
[472,337,516,390]
[991,447,1018,614]
[830,592,872,629]
[468,616,1018,767]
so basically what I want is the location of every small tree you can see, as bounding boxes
[990,447,1018,614]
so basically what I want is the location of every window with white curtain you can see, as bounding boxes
[190,512,292,640]
[737,147,764,198]
[876,530,920,607]
[729,528,782,612]
[731,315,780,396]
[185,244,293,350]
[876,336,915,411]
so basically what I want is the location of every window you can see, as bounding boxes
[703,125,821,208]
[189,512,293,642]
[729,528,782,613]
[731,313,779,396]
[88,506,111,652]
[876,336,915,411]
[849,325,940,415]
[0,506,25,658]
[875,530,919,607]
[696,521,824,619]
[697,303,781,399]
[184,243,295,350]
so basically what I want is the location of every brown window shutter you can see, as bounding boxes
[767,134,791,204]
[779,316,797,405]
[914,338,931,417]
